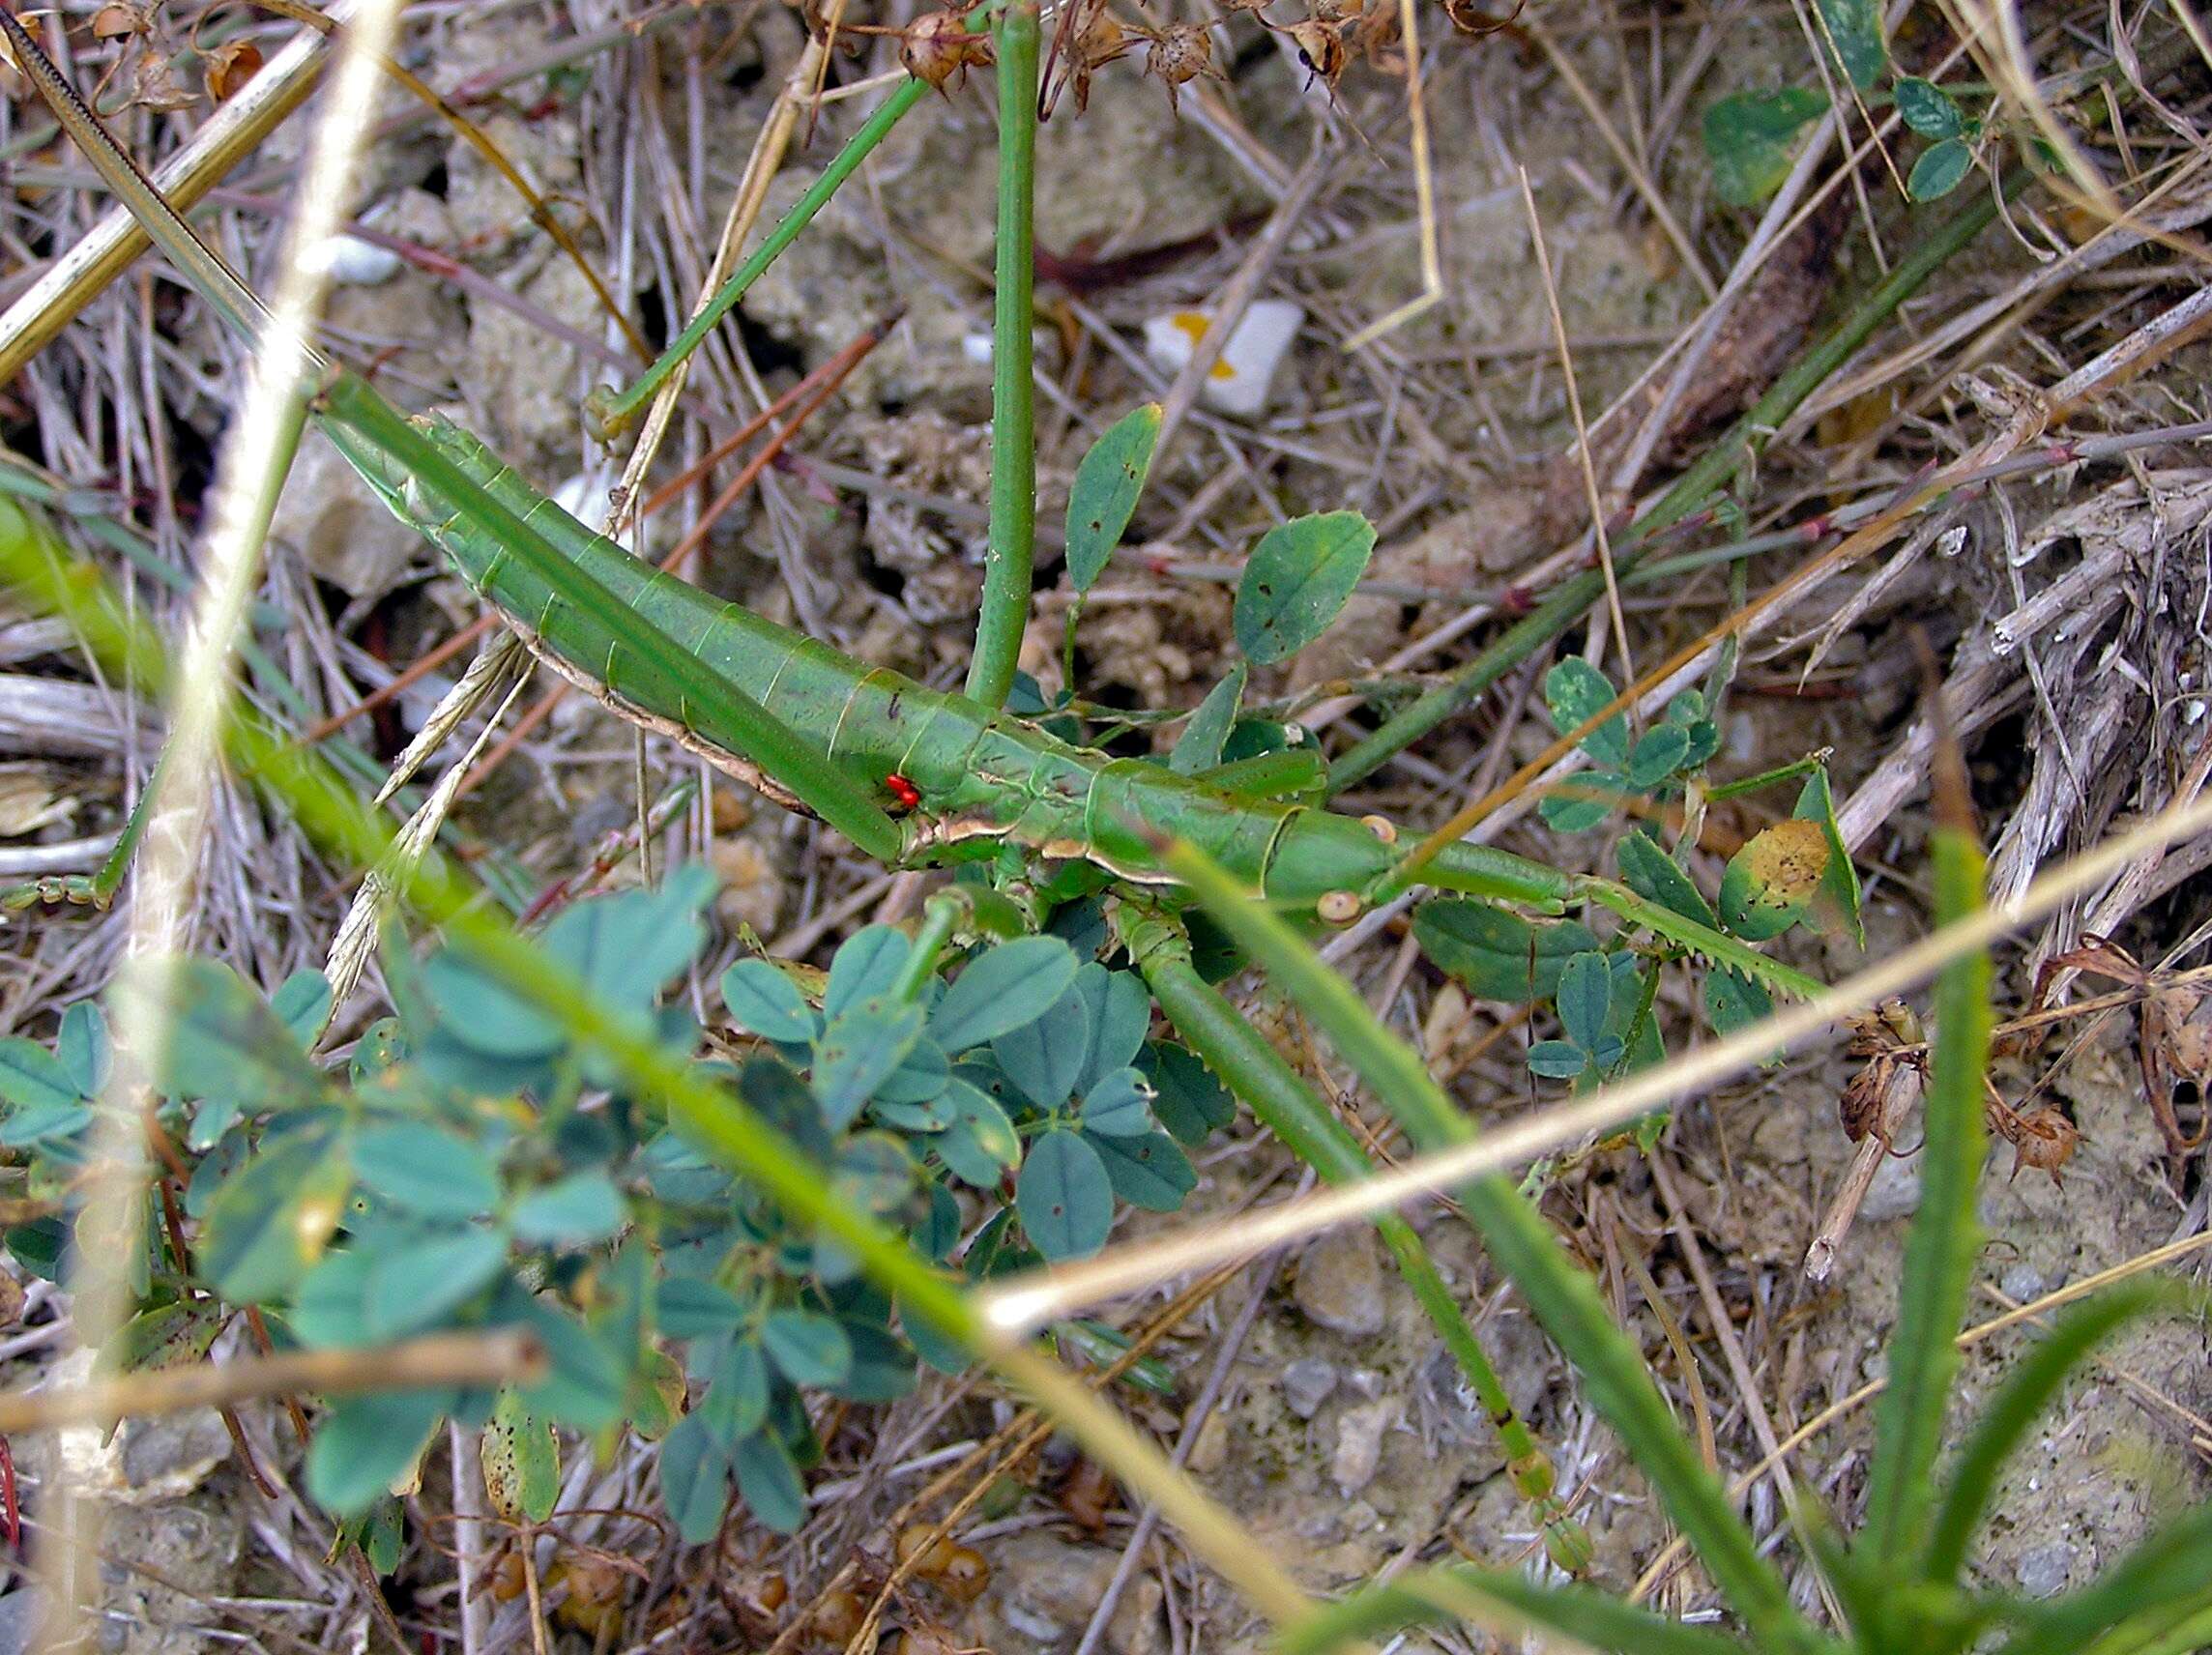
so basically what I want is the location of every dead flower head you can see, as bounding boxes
[1142,20,1222,111]
[903,8,996,95]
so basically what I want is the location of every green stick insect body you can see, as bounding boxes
[340,392,1566,913]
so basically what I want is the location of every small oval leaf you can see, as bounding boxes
[720,960,817,1043]
[930,937,1079,1052]
[1078,1068,1155,1136]
[482,1390,562,1524]
[1017,1129,1114,1260]
[1412,900,1599,1003]
[1895,76,1964,138]
[1555,952,1614,1054]
[1065,403,1162,595]
[1907,137,1974,201]
[1233,511,1378,665]
[1170,664,1246,775]
[761,1308,853,1388]
[355,1123,500,1219]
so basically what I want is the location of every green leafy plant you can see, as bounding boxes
[0,879,1216,1538]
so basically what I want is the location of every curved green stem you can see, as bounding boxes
[964,2,1039,710]
[1157,839,1821,1655]
[889,888,972,1002]
[1131,916,1591,1574]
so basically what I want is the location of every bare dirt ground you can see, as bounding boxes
[2,1,2210,1652]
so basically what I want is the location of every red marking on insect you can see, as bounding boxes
[886,774,922,812]
[1,1437,18,1551]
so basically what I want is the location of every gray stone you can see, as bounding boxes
[1294,1231,1386,1338]
[119,1409,231,1498]
[0,1589,46,1655]
[2016,1540,2077,1598]
[97,1495,245,1655]
[2001,1263,2052,1303]
[967,1531,1161,1655]
[1279,1357,1338,1419]
[1860,1148,1924,1222]
[1329,1397,1401,1495]
[267,435,424,599]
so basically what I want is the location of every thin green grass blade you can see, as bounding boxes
[317,374,907,864]
[965,1,1040,710]
[1924,1282,2188,1583]
[1857,721,1992,1573]
[2082,1592,2212,1655]
[585,76,930,436]
[1159,838,1818,1654]
[1130,917,1590,1570]
[1990,1507,2212,1655]
[1270,1561,1764,1655]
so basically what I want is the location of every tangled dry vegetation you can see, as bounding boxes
[0,0,2209,1653]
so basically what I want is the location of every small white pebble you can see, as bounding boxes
[318,233,403,286]
[961,331,995,365]
[551,473,609,529]
[1141,300,1304,418]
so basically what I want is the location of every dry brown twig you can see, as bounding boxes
[0,1328,540,1435]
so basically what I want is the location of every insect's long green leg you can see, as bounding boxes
[318,372,911,864]
[584,77,931,438]
[964,1,1040,711]
[1571,876,1828,1001]
[0,743,172,913]
[1123,909,1594,1573]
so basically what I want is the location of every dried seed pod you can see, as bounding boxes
[91,4,145,40]
[2002,1105,2081,1185]
[488,1551,528,1604]
[1141,21,1219,111]
[895,1522,958,1578]
[128,50,197,112]
[1281,17,1349,92]
[204,38,261,102]
[811,1588,866,1645]
[902,9,995,96]
[1442,0,1527,34]
[547,1554,628,1640]
[938,1547,990,1603]
[1056,1455,1117,1535]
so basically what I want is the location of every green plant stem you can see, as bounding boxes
[1270,1563,1761,1655]
[1326,173,2024,797]
[964,2,1039,710]
[890,889,970,1001]
[1132,922,1592,1573]
[584,77,930,437]
[1159,836,1820,1655]
[1860,739,1993,1578]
